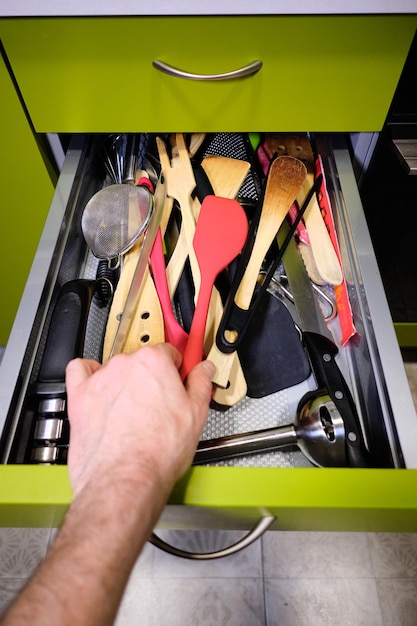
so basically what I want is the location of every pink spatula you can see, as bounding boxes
[180,196,248,381]
[150,228,189,356]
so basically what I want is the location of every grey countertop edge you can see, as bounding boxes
[1,0,417,17]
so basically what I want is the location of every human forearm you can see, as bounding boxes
[1,469,171,626]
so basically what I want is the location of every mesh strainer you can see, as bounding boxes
[81,183,153,260]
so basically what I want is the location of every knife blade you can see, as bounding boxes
[109,172,166,357]
[278,221,373,468]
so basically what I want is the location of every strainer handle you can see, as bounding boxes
[149,515,276,560]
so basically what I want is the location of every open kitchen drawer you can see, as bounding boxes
[1,132,417,536]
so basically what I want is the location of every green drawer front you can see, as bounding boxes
[0,52,55,345]
[1,16,416,133]
[1,466,417,532]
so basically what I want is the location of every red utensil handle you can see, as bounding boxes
[150,229,188,355]
[180,278,212,381]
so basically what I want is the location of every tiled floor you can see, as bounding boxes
[0,363,417,624]
[2,528,417,624]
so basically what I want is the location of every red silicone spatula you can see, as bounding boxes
[150,228,189,356]
[180,195,248,381]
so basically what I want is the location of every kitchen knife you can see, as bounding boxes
[31,279,96,463]
[109,171,166,357]
[278,221,373,467]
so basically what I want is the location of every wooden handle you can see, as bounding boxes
[212,348,247,406]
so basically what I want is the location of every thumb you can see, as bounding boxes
[66,358,101,394]
[185,360,215,421]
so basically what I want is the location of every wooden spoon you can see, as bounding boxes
[263,134,343,285]
[180,196,248,381]
[234,156,307,311]
[207,156,306,384]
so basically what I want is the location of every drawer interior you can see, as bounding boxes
[0,132,416,476]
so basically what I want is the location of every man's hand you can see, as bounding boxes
[66,344,215,500]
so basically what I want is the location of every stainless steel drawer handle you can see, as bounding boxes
[149,514,275,560]
[152,59,262,81]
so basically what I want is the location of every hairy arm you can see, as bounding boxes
[1,344,214,626]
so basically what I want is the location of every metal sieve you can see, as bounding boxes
[81,181,153,260]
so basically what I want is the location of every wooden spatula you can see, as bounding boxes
[102,238,165,361]
[102,171,165,361]
[164,154,250,299]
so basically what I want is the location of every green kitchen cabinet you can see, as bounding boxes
[0,49,55,345]
[1,16,416,133]
[1,14,417,545]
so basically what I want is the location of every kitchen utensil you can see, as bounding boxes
[102,236,165,360]
[297,241,327,285]
[81,135,152,261]
[108,172,167,357]
[170,133,206,163]
[213,156,307,358]
[180,196,248,380]
[236,292,311,398]
[216,173,320,352]
[193,392,346,467]
[195,132,263,207]
[95,134,150,304]
[143,144,238,371]
[279,221,372,467]
[158,135,246,401]
[31,279,96,463]
[165,154,250,298]
[100,134,126,184]
[150,228,188,355]
[156,134,200,291]
[263,134,343,285]
[199,156,251,400]
[201,155,250,198]
[215,181,320,397]
[102,170,164,360]
[164,153,250,404]
[234,156,307,311]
